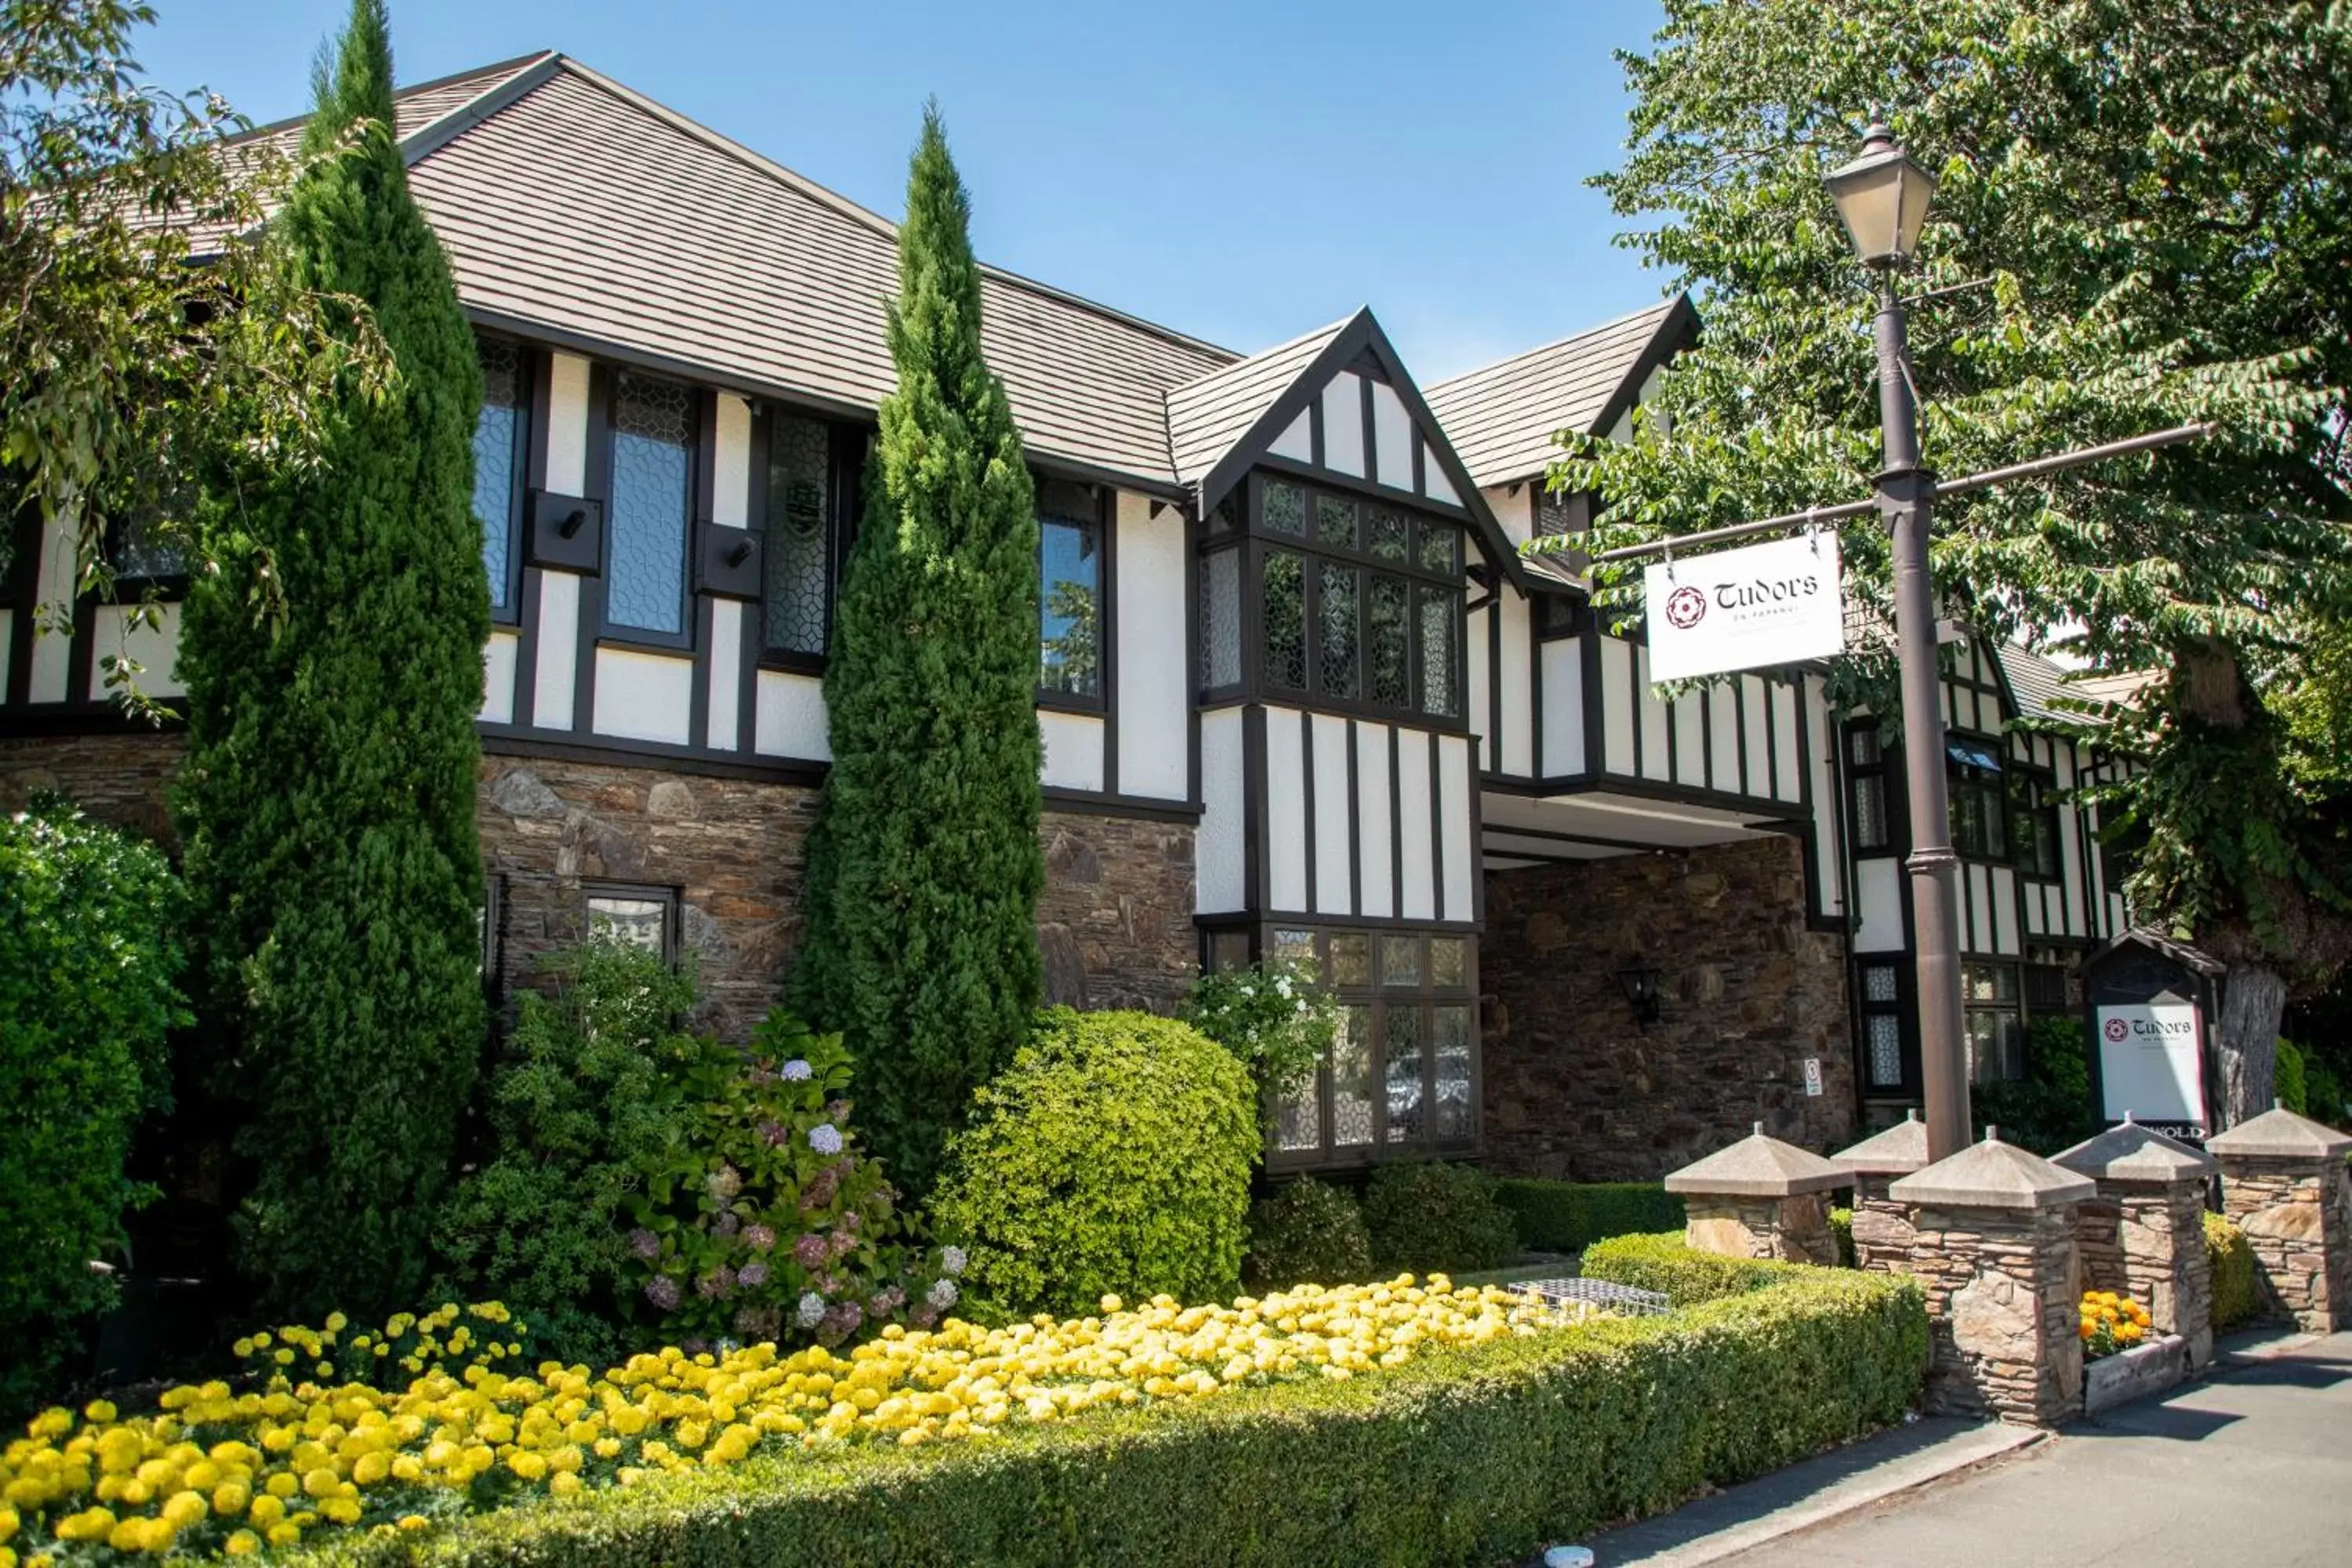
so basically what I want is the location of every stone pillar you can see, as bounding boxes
[1833,1110,1930,1275]
[1664,1122,1847,1268]
[2053,1115,2220,1368]
[1889,1132,2096,1425]
[2207,1103,2352,1333]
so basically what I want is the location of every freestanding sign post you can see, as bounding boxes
[2081,931,2225,1145]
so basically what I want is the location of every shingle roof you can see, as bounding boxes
[1425,298,1693,488]
[1997,644,2148,726]
[1164,315,1354,488]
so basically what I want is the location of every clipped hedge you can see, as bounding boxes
[295,1270,1927,1568]
[2206,1210,2260,1330]
[1580,1231,1817,1305]
[1829,1207,1857,1269]
[1495,1179,1686,1254]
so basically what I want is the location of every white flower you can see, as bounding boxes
[797,1291,826,1327]
[940,1245,967,1277]
[780,1058,814,1082]
[808,1123,844,1155]
[927,1279,960,1309]
[1296,999,1310,1014]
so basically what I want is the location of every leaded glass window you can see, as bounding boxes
[1332,1006,1374,1147]
[1418,584,1459,717]
[1381,935,1421,988]
[1851,775,1889,850]
[1200,549,1241,688]
[1276,1065,1320,1151]
[1431,1004,1473,1140]
[1330,933,1372,986]
[1318,561,1359,698]
[1263,550,1305,689]
[1417,521,1458,575]
[1863,964,1900,1004]
[1429,937,1465,987]
[1367,507,1409,562]
[1038,479,1102,698]
[607,373,692,637]
[1316,492,1357,550]
[764,414,831,656]
[474,339,522,612]
[1867,1014,1904,1089]
[1384,1009,1424,1143]
[1264,478,1307,536]
[1367,575,1410,707]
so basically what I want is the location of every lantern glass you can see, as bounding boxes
[1824,136,1936,267]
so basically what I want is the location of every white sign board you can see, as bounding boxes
[2096,1000,2208,1128]
[1644,533,1845,682]
[1802,1058,1824,1098]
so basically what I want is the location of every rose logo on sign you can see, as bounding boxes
[1665,585,1708,630]
[2103,1018,2129,1043]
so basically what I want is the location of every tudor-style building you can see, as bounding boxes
[0,49,2139,1178]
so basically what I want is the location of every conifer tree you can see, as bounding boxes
[791,106,1044,1200]
[174,0,488,1314]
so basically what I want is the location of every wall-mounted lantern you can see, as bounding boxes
[1616,961,1664,1026]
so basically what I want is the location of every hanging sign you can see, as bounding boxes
[2094,998,2209,1133]
[1644,532,1845,681]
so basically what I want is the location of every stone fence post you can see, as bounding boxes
[2052,1114,2219,1368]
[1664,1122,1846,1267]
[1832,1110,1929,1275]
[1889,1131,2094,1425]
[2207,1102,2352,1333]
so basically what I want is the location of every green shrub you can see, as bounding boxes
[1245,1178,1374,1290]
[1829,1207,1857,1268]
[622,1008,955,1346]
[1971,1014,2101,1154]
[1494,1179,1685,1254]
[1362,1161,1518,1274]
[434,942,702,1367]
[292,1268,1926,1568]
[2206,1210,2261,1330]
[2276,1037,2308,1116]
[931,1008,1258,1316]
[0,797,187,1409]
[1581,1231,1816,1304]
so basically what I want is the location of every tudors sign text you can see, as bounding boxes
[1643,533,1845,681]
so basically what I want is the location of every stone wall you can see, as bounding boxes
[1480,834,1855,1181]
[1907,1201,2085,1425]
[3,733,1200,1042]
[2218,1157,2352,1333]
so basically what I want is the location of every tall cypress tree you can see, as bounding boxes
[174,0,488,1315]
[791,106,1044,1200]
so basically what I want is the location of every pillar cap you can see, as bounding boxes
[2052,1115,2219,1184]
[1832,1109,1933,1174]
[2205,1102,2352,1160]
[1888,1130,2096,1210]
[1664,1122,1848,1198]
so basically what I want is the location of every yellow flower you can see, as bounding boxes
[223,1530,261,1556]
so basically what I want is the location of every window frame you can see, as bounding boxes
[753,405,861,673]
[593,368,703,655]
[1234,922,1481,1171]
[474,333,534,627]
[1946,736,2009,861]
[583,880,681,966]
[1034,474,1112,713]
[2007,765,2063,881]
[1855,957,1918,1099]
[1843,720,1894,853]
[1200,471,1468,727]
[1962,959,2026,1083]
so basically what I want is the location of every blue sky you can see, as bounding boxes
[136,1,1671,382]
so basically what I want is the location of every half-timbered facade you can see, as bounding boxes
[0,49,2140,1178]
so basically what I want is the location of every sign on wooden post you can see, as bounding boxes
[1642,532,1845,681]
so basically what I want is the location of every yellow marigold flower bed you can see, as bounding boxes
[1,1279,1588,1561]
[2078,1289,2152,1358]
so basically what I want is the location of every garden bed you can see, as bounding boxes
[2084,1331,2190,1417]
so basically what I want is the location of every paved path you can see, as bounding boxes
[1714,1332,2352,1567]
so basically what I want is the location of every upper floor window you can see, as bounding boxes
[605,372,694,641]
[763,412,835,659]
[1208,473,1462,721]
[1037,477,1103,700]
[1947,738,2007,860]
[1846,724,1891,851]
[474,339,528,617]
[2009,769,2061,879]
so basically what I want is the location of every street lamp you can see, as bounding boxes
[1824,122,1973,1160]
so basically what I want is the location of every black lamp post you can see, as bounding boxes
[1824,123,1972,1160]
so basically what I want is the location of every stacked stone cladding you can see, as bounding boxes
[1847,1172,1916,1275]
[2,733,1200,1043]
[1684,1192,1840,1267]
[2217,1158,2351,1333]
[1906,1201,2084,1425]
[1481,834,1855,1181]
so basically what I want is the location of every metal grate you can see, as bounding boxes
[1508,1277,1673,1318]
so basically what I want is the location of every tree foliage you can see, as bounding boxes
[172,0,488,1316]
[1,0,392,708]
[0,796,187,1409]
[1552,0,2352,1120]
[789,104,1044,1200]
